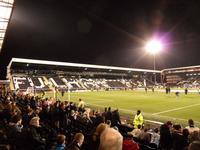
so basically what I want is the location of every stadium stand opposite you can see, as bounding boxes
[7,58,161,93]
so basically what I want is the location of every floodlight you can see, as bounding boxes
[145,40,162,55]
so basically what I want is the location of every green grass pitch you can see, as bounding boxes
[44,90,200,126]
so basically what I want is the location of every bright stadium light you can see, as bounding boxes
[0,0,15,53]
[145,39,162,84]
[145,40,162,55]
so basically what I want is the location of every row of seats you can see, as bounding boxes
[12,76,152,92]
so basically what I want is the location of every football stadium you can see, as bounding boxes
[1,1,200,150]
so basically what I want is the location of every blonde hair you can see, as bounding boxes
[29,117,40,127]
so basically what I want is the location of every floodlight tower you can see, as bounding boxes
[145,40,162,84]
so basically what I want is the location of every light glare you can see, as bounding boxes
[146,40,162,54]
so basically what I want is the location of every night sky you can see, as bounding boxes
[1,0,200,79]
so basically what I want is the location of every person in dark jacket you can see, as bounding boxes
[66,133,84,150]
[159,121,173,150]
[16,117,46,150]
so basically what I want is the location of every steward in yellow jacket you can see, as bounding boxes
[133,110,144,128]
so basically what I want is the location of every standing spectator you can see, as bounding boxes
[171,124,188,150]
[66,133,84,150]
[159,121,172,150]
[105,107,112,122]
[111,109,121,127]
[185,119,200,134]
[133,110,144,129]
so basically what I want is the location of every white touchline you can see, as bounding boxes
[86,102,200,124]
[152,103,200,115]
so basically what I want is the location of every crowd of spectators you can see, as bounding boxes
[0,89,200,150]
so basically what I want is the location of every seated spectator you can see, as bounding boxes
[55,134,66,150]
[185,119,200,134]
[99,127,123,150]
[128,124,142,138]
[16,116,46,150]
[150,128,160,147]
[7,114,23,149]
[188,141,200,150]
[189,131,200,143]
[66,133,84,150]
[123,138,139,150]
[138,128,151,145]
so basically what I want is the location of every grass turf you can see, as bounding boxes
[43,90,200,127]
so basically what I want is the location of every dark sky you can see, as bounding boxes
[1,0,200,79]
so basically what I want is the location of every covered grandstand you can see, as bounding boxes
[162,65,200,88]
[7,58,161,92]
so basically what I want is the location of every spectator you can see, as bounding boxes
[105,107,112,122]
[159,121,172,150]
[128,124,142,138]
[7,114,23,149]
[92,123,108,150]
[150,128,160,147]
[66,133,84,150]
[133,110,143,129]
[185,119,200,134]
[111,109,121,127]
[171,124,188,150]
[17,117,46,150]
[55,134,66,150]
[99,127,123,150]
[188,141,200,150]
[123,138,139,150]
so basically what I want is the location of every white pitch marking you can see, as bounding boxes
[152,103,200,115]
[86,102,200,125]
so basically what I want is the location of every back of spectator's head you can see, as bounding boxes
[108,107,111,111]
[188,119,194,127]
[106,120,111,126]
[29,117,40,127]
[189,141,200,150]
[95,123,108,135]
[173,124,181,131]
[57,134,66,145]
[137,124,142,129]
[166,121,172,127]
[74,133,84,146]
[11,115,22,124]
[99,127,123,150]
[154,128,159,133]
[182,128,189,137]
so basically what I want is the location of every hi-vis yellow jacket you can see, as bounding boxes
[133,113,144,128]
